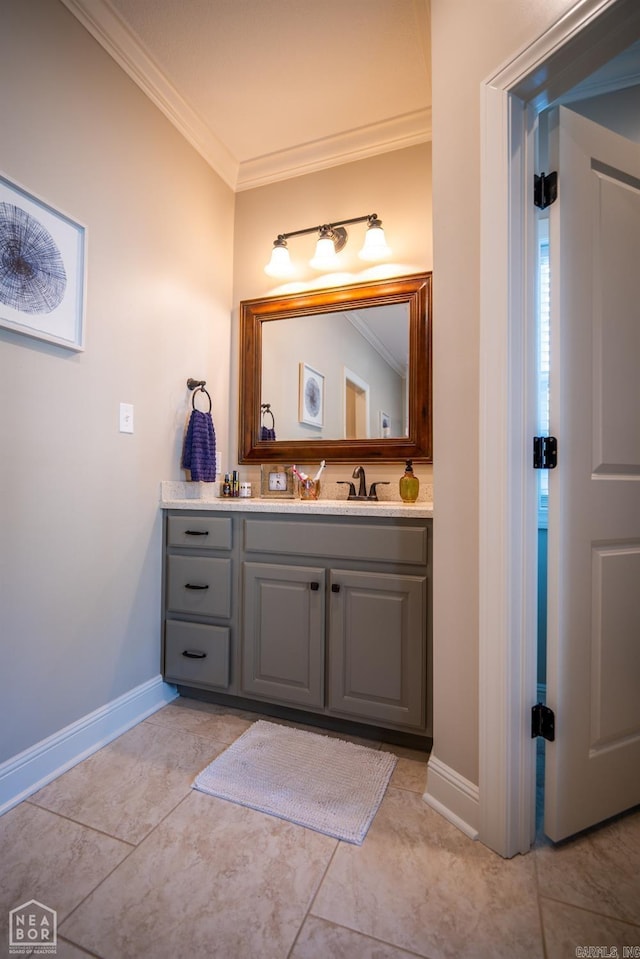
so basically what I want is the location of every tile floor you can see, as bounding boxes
[1,696,639,959]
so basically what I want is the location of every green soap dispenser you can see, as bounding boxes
[399,459,419,503]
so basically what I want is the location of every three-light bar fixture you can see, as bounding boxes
[264,213,391,278]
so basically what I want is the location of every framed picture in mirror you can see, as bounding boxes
[299,363,324,428]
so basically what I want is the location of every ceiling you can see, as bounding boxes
[61,0,432,192]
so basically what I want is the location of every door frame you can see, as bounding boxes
[478,0,640,857]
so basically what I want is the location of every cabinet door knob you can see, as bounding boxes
[184,583,209,590]
[310,581,320,591]
[182,649,207,659]
[185,529,209,536]
[331,583,341,593]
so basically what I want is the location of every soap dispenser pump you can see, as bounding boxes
[399,459,419,503]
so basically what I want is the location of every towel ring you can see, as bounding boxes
[192,387,211,412]
[187,378,212,413]
[261,403,275,430]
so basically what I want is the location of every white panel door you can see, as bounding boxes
[545,106,640,842]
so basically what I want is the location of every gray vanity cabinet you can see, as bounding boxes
[162,508,432,738]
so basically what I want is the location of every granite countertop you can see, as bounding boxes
[160,481,433,519]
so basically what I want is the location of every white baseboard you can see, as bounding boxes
[0,675,178,817]
[423,753,480,840]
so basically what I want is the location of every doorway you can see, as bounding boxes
[344,368,370,439]
[478,0,640,857]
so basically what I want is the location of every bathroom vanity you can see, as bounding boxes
[161,492,433,742]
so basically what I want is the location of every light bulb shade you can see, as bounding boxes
[358,218,391,261]
[264,238,294,278]
[310,230,340,270]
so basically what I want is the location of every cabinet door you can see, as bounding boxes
[328,569,426,730]
[241,562,325,708]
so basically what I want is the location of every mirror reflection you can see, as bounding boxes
[261,303,409,442]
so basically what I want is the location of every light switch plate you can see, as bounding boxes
[119,402,134,433]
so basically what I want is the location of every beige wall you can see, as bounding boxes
[0,0,234,763]
[430,0,578,788]
[231,144,433,490]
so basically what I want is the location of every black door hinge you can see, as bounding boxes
[531,703,555,741]
[534,171,558,210]
[533,436,557,469]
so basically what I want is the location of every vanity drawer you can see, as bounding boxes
[165,620,230,688]
[166,555,232,617]
[244,519,428,566]
[167,514,232,550]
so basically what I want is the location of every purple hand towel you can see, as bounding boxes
[181,409,217,482]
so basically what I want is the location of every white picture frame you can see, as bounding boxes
[299,362,324,428]
[0,172,86,351]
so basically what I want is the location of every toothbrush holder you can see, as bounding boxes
[299,478,321,500]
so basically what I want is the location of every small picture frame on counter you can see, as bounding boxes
[260,464,295,499]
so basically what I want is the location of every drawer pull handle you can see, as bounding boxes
[182,649,207,659]
[185,529,209,536]
[184,583,209,590]
[310,582,320,591]
[331,583,341,593]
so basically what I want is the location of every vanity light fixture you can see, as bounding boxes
[264,214,391,278]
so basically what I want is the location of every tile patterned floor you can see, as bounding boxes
[1,696,639,959]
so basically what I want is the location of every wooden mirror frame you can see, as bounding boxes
[238,272,432,464]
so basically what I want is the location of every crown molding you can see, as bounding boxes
[236,109,432,192]
[60,0,239,189]
[61,0,431,193]
[347,311,407,379]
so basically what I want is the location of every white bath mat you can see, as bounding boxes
[192,720,397,844]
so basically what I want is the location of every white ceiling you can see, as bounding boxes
[62,0,432,191]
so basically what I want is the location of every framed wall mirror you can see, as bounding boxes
[238,272,432,464]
